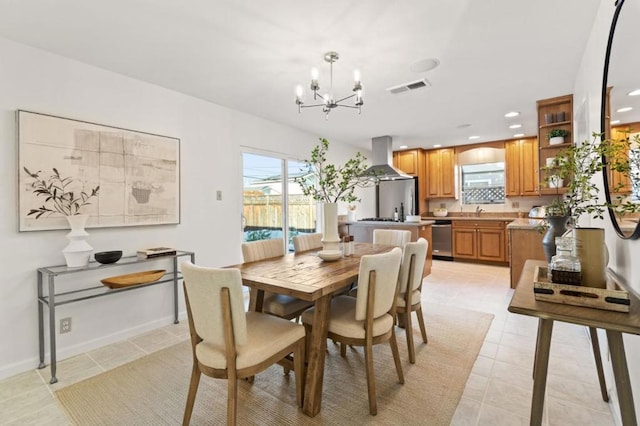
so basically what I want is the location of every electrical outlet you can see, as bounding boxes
[60,317,72,334]
[439,203,446,208]
[512,201,520,208]
[216,190,222,201]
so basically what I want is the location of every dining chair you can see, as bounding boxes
[181,262,305,426]
[301,247,404,415]
[395,238,429,363]
[373,229,411,248]
[292,233,323,252]
[241,239,313,320]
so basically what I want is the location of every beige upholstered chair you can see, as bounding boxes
[396,238,429,363]
[302,248,404,415]
[292,233,323,252]
[181,262,305,426]
[241,239,313,320]
[372,229,411,248]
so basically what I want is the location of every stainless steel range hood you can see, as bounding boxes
[361,135,413,180]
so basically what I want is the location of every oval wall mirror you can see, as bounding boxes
[601,0,640,239]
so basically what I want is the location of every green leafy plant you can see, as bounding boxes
[246,229,272,241]
[293,137,375,204]
[547,129,569,139]
[23,167,100,218]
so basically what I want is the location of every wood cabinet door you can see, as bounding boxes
[520,138,540,196]
[426,150,440,197]
[477,227,505,261]
[505,141,520,196]
[396,150,418,176]
[452,228,476,259]
[440,148,456,197]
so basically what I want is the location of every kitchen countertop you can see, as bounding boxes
[345,220,435,226]
[421,215,519,222]
[505,218,544,230]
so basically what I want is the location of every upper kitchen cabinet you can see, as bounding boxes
[537,94,573,195]
[505,137,539,196]
[426,148,455,198]
[609,122,639,193]
[393,148,428,213]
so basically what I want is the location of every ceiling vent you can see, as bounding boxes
[386,78,431,95]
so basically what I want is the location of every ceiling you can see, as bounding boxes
[0,0,603,151]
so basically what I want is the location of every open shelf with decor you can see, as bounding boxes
[537,94,573,194]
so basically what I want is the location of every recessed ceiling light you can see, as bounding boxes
[617,107,633,113]
[410,58,440,72]
[456,123,472,129]
[513,133,525,138]
[509,124,522,129]
[399,145,408,149]
[433,144,442,148]
[469,136,480,140]
[611,120,621,124]
[628,89,640,96]
[505,111,520,118]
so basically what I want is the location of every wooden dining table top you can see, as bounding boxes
[228,242,395,301]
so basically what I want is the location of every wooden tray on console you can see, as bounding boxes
[533,266,630,313]
[101,270,166,289]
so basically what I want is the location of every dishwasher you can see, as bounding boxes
[432,219,453,260]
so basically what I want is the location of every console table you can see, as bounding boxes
[509,260,640,426]
[37,250,195,384]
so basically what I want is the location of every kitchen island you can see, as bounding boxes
[506,218,546,288]
[345,220,434,276]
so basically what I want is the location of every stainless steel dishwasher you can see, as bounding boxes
[432,219,453,260]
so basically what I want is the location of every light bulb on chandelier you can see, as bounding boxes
[295,51,363,120]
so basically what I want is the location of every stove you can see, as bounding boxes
[359,217,396,222]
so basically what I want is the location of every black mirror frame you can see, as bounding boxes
[601,0,640,240]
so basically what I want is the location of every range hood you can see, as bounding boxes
[361,135,413,180]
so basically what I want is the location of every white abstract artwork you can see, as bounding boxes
[18,110,180,231]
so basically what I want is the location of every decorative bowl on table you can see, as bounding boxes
[100,270,166,289]
[94,250,123,264]
[318,250,342,262]
[433,208,448,217]
[405,215,421,223]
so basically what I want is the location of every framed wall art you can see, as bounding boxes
[18,110,180,231]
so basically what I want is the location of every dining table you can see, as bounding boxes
[228,242,394,417]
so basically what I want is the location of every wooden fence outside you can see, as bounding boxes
[243,193,317,231]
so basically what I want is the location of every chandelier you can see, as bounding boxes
[295,51,363,119]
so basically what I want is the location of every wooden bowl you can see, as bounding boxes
[100,270,166,289]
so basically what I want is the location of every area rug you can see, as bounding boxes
[56,303,493,425]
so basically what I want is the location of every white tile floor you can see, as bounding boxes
[0,260,615,425]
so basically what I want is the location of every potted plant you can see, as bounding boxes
[547,128,570,145]
[23,167,100,267]
[294,138,374,252]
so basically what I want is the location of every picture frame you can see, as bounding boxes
[18,110,180,231]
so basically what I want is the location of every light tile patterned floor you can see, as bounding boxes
[0,260,615,425]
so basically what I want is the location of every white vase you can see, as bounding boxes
[62,214,93,267]
[321,202,341,252]
[549,136,565,145]
[347,210,357,222]
[572,228,608,288]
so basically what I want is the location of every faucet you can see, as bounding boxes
[475,206,484,217]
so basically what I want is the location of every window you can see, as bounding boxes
[242,152,317,250]
[461,162,505,204]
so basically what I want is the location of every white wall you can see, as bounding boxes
[0,37,374,379]
[573,1,640,423]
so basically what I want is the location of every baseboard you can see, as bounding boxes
[0,310,188,381]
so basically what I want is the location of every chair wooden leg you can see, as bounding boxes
[227,378,238,426]
[340,342,347,357]
[390,328,405,384]
[364,340,377,415]
[183,364,201,426]
[415,306,428,343]
[404,311,416,364]
[293,339,306,408]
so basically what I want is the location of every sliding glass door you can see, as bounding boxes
[242,152,317,250]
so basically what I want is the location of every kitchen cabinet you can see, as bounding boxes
[537,94,573,195]
[393,148,428,214]
[505,138,539,196]
[452,220,508,263]
[609,123,638,193]
[426,148,455,198]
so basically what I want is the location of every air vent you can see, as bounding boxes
[386,78,431,95]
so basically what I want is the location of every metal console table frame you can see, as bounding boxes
[37,250,195,384]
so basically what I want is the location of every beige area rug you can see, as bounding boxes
[56,303,493,425]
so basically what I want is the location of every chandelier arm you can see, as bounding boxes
[334,93,357,103]
[300,104,327,109]
[336,105,360,109]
